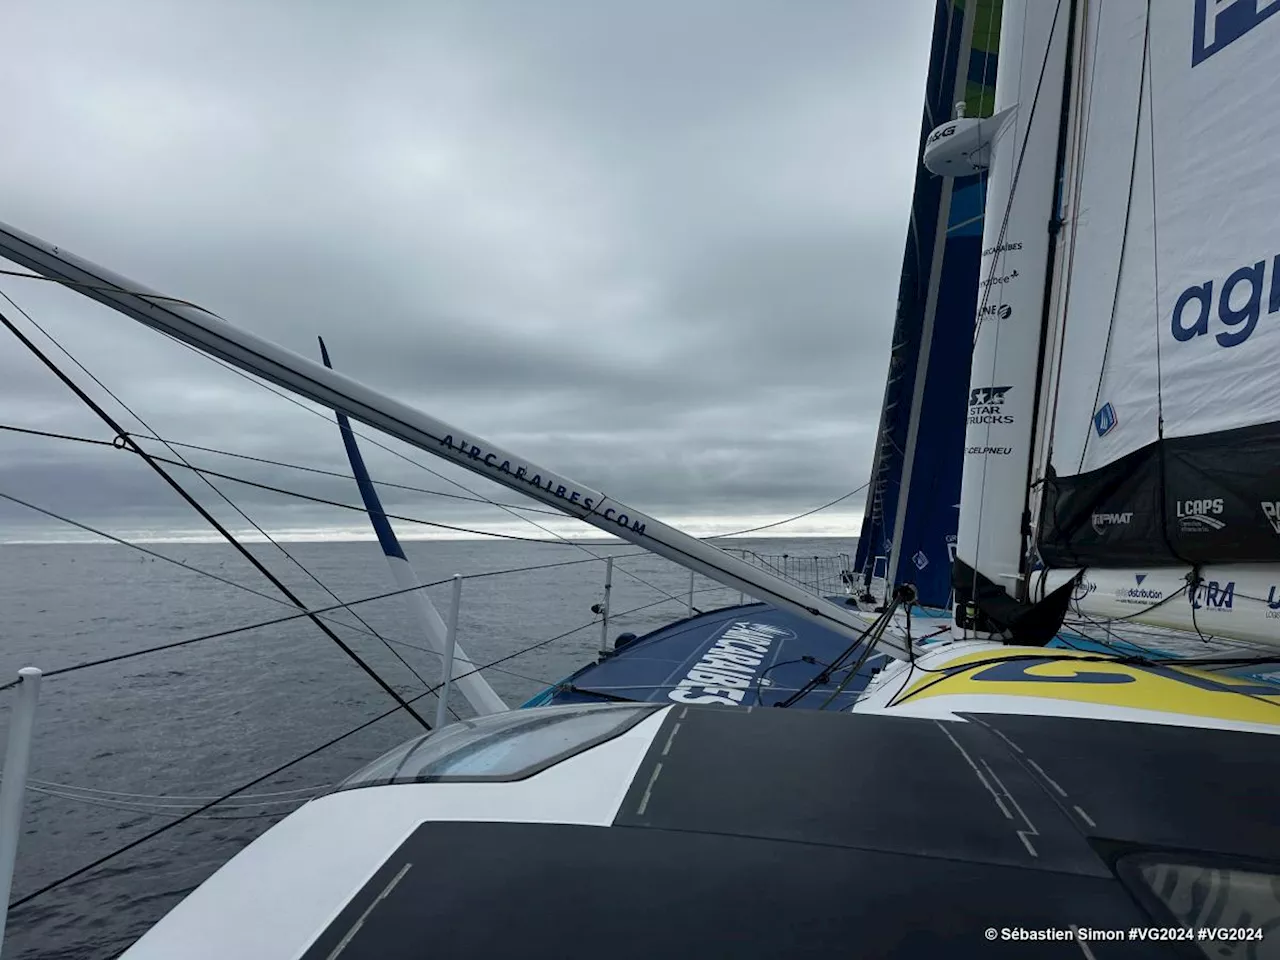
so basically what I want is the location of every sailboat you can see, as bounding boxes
[2,0,1279,955]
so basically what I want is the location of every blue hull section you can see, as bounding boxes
[527,601,891,712]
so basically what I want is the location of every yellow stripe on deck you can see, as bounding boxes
[899,647,1280,726]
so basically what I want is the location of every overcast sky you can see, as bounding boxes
[0,1,933,544]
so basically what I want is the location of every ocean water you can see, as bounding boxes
[0,535,854,958]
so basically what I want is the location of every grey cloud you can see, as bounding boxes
[0,1,933,542]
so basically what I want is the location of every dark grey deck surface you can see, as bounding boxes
[301,705,1280,958]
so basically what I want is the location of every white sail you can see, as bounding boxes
[1030,0,1280,646]
[951,0,1071,632]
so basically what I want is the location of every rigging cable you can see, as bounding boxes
[149,330,702,614]
[1142,0,1185,570]
[1019,0,1080,579]
[776,599,900,709]
[0,307,434,729]
[703,482,868,539]
[0,491,632,689]
[0,422,634,545]
[8,682,441,912]
[3,419,868,547]
[0,290,456,716]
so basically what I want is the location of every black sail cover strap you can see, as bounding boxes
[951,558,1077,647]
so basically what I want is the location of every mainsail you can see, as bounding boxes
[911,0,1280,647]
[1036,0,1280,568]
[1027,0,1280,644]
[855,0,1003,608]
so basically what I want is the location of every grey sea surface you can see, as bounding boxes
[0,535,854,958]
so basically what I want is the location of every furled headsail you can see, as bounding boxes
[855,0,1003,609]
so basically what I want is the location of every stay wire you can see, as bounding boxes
[1141,1,1184,570]
[0,497,637,689]
[703,482,868,539]
[0,489,554,691]
[29,787,304,822]
[0,290,448,714]
[115,450,592,545]
[0,306,433,730]
[817,608,896,711]
[12,249,728,610]
[777,600,898,709]
[153,330,695,612]
[0,266,228,321]
[0,422,626,546]
[126,433,566,518]
[3,419,866,547]
[8,683,439,912]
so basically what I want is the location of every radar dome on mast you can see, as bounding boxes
[922,102,1016,178]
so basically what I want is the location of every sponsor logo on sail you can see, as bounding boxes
[1267,585,1280,619]
[982,242,1023,257]
[1073,577,1097,602]
[1169,250,1280,348]
[968,386,1014,426]
[1176,498,1226,532]
[1193,0,1280,66]
[1263,501,1280,534]
[912,550,929,570]
[980,269,1019,288]
[668,621,796,707]
[1093,402,1118,438]
[945,534,957,563]
[1091,511,1132,535]
[967,445,1012,456]
[978,303,1013,320]
[1192,579,1236,612]
[1115,573,1164,605]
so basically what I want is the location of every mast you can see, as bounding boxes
[855,0,1002,610]
[951,0,1072,636]
[0,221,912,659]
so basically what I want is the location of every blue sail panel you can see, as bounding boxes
[856,0,1001,608]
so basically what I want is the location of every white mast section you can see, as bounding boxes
[953,0,1070,632]
[0,220,909,659]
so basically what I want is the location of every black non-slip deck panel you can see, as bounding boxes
[971,712,1280,861]
[299,820,1169,960]
[614,705,1108,875]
